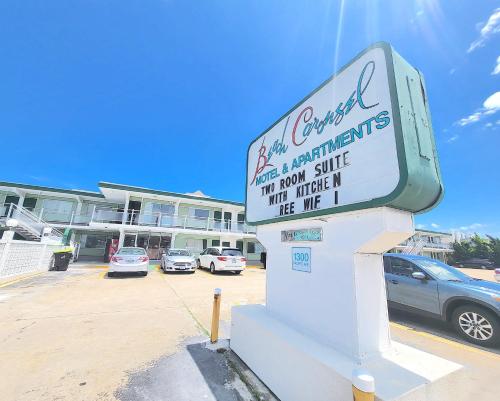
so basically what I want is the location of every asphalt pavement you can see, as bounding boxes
[0,263,499,401]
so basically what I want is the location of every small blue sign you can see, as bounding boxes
[292,247,311,273]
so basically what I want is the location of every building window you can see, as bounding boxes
[222,241,230,247]
[42,199,74,222]
[186,238,204,252]
[144,201,175,215]
[84,234,108,249]
[236,240,243,251]
[22,197,37,211]
[191,208,210,219]
[247,242,256,254]
[212,239,220,246]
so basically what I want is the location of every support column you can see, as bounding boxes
[122,193,130,225]
[18,194,25,209]
[0,233,13,276]
[118,229,125,248]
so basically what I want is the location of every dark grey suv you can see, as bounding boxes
[384,253,500,347]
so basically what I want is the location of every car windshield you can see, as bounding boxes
[117,248,146,255]
[415,258,470,281]
[168,250,191,257]
[221,249,243,256]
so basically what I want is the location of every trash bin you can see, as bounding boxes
[53,251,72,271]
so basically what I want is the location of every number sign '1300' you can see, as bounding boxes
[292,247,311,273]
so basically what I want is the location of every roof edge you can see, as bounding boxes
[415,228,452,236]
[98,182,244,207]
[0,181,105,198]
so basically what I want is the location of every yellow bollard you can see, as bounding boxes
[210,288,222,343]
[352,369,375,401]
[352,385,375,401]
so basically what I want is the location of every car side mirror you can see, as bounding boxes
[412,272,426,280]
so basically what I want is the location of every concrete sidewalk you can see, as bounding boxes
[117,337,277,401]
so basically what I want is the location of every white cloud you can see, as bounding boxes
[449,223,488,240]
[430,223,440,229]
[458,223,484,231]
[449,68,456,75]
[410,9,425,24]
[468,8,500,53]
[493,55,500,75]
[457,91,500,126]
[416,223,426,229]
[446,134,459,143]
[484,91,500,109]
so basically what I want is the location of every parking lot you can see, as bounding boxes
[0,264,499,401]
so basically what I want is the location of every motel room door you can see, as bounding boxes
[148,234,171,259]
[134,232,171,260]
[123,233,137,247]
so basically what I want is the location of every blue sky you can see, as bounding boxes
[0,1,499,236]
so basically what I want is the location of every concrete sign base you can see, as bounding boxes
[231,207,464,400]
[231,305,464,401]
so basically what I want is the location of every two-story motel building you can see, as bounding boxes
[0,181,262,262]
[0,180,453,263]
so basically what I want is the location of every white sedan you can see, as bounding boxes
[108,247,149,277]
[161,248,197,273]
[198,247,246,274]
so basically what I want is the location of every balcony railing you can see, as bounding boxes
[399,239,452,250]
[0,204,64,242]
[42,207,256,234]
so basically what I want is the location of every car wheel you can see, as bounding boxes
[108,272,114,277]
[233,271,241,275]
[197,259,201,269]
[452,305,500,346]
[210,263,216,274]
[142,271,148,277]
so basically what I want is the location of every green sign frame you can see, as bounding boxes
[245,42,443,226]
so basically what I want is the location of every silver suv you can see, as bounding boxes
[384,253,500,347]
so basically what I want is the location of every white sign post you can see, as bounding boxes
[231,43,464,401]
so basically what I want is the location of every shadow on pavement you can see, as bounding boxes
[115,337,276,401]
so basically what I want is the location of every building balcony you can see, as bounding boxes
[44,208,257,235]
[397,239,453,251]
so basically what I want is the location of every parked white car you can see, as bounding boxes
[198,247,246,274]
[161,248,197,273]
[495,268,500,282]
[109,247,149,277]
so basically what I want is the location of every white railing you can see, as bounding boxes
[399,238,452,251]
[88,208,256,234]
[0,204,64,241]
[6,205,257,235]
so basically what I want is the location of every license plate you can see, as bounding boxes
[125,259,135,264]
[231,258,236,263]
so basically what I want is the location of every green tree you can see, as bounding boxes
[486,236,500,266]
[470,234,491,259]
[451,240,474,262]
